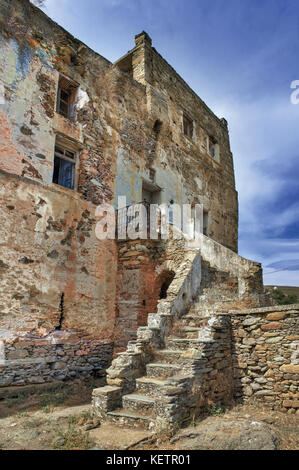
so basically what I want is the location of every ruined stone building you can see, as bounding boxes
[0,0,298,426]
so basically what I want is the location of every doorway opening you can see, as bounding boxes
[158,270,175,299]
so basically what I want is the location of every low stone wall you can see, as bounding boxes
[230,304,299,412]
[192,315,234,410]
[196,234,267,307]
[0,330,113,387]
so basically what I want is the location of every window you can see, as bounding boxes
[56,75,78,120]
[183,113,193,139]
[207,136,220,161]
[52,141,76,190]
[149,168,156,182]
[203,211,209,236]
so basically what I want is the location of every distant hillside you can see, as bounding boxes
[266,286,299,297]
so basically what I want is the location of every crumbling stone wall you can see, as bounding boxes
[0,0,150,383]
[116,33,238,252]
[231,305,299,413]
[163,315,234,428]
[0,330,112,387]
[0,0,242,387]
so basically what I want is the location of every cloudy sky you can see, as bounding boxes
[38,0,299,286]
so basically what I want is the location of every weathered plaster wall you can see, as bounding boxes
[0,0,152,384]
[0,0,242,388]
[0,0,149,203]
[0,0,121,341]
[0,171,118,338]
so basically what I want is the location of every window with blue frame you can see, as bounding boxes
[52,145,76,190]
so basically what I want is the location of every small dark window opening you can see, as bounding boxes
[142,181,161,205]
[52,143,76,190]
[183,114,193,139]
[56,75,78,120]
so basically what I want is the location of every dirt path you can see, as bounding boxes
[0,404,152,450]
[0,400,298,450]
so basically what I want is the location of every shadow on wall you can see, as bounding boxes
[158,270,175,299]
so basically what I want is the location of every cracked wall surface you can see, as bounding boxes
[0,0,240,386]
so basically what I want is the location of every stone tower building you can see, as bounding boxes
[1,1,297,422]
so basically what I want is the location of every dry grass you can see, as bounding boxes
[52,425,95,450]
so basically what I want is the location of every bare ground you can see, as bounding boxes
[0,385,298,450]
[131,404,299,451]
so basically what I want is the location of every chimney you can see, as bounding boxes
[131,31,153,85]
[135,31,152,48]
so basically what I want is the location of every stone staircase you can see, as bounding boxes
[92,303,233,431]
[92,237,268,432]
[106,345,193,430]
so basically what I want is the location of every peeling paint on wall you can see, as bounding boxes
[0,0,239,386]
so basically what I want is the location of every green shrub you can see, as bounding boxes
[271,288,298,305]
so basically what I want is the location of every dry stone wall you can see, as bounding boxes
[230,305,299,412]
[0,330,112,387]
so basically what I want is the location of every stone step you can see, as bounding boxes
[179,317,208,328]
[107,408,155,430]
[146,362,181,379]
[122,393,155,413]
[184,315,211,323]
[181,315,206,321]
[181,326,203,339]
[154,349,182,363]
[135,377,169,397]
[183,326,203,331]
[165,337,204,351]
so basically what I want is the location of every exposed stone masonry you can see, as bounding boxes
[92,239,298,431]
[0,330,112,387]
[0,1,297,428]
[231,305,299,411]
[0,0,240,375]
